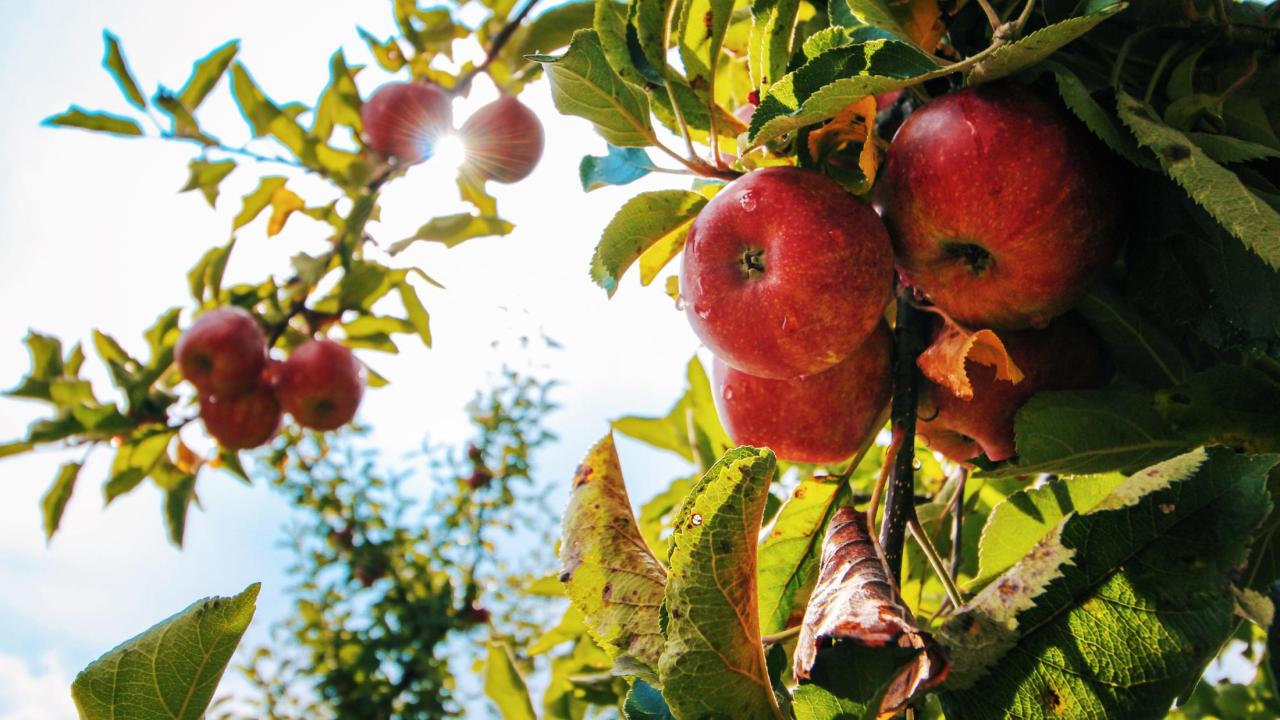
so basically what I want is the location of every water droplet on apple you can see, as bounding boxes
[739,191,757,212]
[722,386,734,401]
[674,296,686,311]
[694,305,712,320]
[911,457,923,470]
[781,313,797,332]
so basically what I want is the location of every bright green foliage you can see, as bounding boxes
[71,583,259,719]
[659,446,784,720]
[590,189,708,295]
[756,475,847,636]
[485,641,538,720]
[533,30,656,147]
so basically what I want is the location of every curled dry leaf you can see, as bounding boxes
[559,433,668,677]
[794,507,949,718]
[917,316,1024,400]
[806,97,881,193]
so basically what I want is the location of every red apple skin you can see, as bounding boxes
[682,166,894,379]
[460,96,544,184]
[361,82,454,163]
[198,381,283,450]
[917,314,1111,463]
[274,339,365,431]
[176,307,267,397]
[874,84,1121,330]
[713,323,892,464]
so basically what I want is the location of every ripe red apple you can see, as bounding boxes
[198,380,282,450]
[176,307,267,397]
[361,81,454,163]
[712,322,892,464]
[274,339,365,431]
[682,166,894,379]
[459,95,544,183]
[917,315,1111,463]
[874,84,1121,330]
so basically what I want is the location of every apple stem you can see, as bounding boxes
[877,284,931,583]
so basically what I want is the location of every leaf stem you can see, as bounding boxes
[907,516,964,609]
[661,0,699,161]
[454,0,544,95]
[158,132,306,168]
[761,625,801,645]
[1143,41,1187,105]
[974,0,1003,31]
[948,466,969,580]
[878,284,930,582]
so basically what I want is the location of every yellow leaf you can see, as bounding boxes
[917,319,1024,400]
[266,186,305,237]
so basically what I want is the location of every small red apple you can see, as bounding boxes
[198,380,283,450]
[874,84,1121,330]
[681,166,894,380]
[176,307,267,397]
[460,95,544,183]
[361,81,454,163]
[712,322,892,464]
[917,314,1111,463]
[274,339,365,431]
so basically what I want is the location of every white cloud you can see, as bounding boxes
[0,652,75,720]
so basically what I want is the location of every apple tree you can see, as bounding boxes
[6,0,1280,717]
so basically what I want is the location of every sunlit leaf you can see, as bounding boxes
[180,158,236,207]
[102,31,147,111]
[43,107,143,137]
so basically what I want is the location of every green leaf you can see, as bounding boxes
[792,644,924,720]
[589,190,707,296]
[71,583,260,719]
[484,641,537,720]
[232,176,287,230]
[624,679,675,719]
[750,0,801,91]
[532,30,656,148]
[676,0,734,95]
[105,429,175,504]
[971,472,1126,589]
[1185,131,1280,164]
[358,28,407,72]
[966,1,1127,85]
[1053,70,1155,170]
[395,273,434,349]
[940,448,1278,716]
[1076,286,1191,388]
[312,50,363,141]
[985,387,1191,477]
[513,0,598,58]
[638,475,694,558]
[179,158,236,207]
[1117,91,1280,270]
[659,446,783,719]
[102,31,147,111]
[389,214,515,253]
[230,62,279,137]
[560,434,668,676]
[154,459,197,547]
[612,355,730,465]
[747,39,941,148]
[629,0,673,84]
[839,0,909,39]
[580,145,658,192]
[594,0,649,87]
[188,239,235,303]
[43,107,143,137]
[1154,366,1280,453]
[178,40,239,111]
[41,462,82,541]
[757,475,847,636]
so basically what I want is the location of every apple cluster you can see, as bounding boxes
[686,83,1119,466]
[175,307,366,449]
[361,81,544,183]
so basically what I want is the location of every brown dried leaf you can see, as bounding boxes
[794,507,949,718]
[917,320,1024,400]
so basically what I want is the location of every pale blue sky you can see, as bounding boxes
[0,1,695,715]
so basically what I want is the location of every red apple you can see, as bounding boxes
[459,96,544,183]
[713,322,892,464]
[361,81,454,163]
[198,380,282,450]
[274,339,365,431]
[681,166,894,379]
[917,314,1111,463]
[874,84,1121,330]
[176,307,267,397]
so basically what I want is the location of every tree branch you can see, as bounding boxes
[454,0,544,95]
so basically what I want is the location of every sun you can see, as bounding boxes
[429,132,467,171]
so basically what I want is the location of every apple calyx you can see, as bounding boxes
[740,249,766,278]
[943,242,994,276]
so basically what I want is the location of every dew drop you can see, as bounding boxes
[691,513,703,526]
[911,457,923,470]
[722,386,735,401]
[739,191,757,212]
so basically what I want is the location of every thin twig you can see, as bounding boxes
[454,0,544,95]
[974,0,1003,31]
[158,132,306,168]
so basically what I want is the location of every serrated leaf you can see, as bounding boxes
[757,475,847,637]
[513,0,598,59]
[940,448,1277,718]
[41,462,82,541]
[178,40,239,111]
[985,388,1191,477]
[1185,131,1280,164]
[1117,91,1280,270]
[749,0,800,91]
[389,214,515,254]
[589,190,707,296]
[594,0,649,86]
[43,107,143,137]
[311,50,363,141]
[560,434,668,675]
[484,641,537,720]
[102,31,146,111]
[233,176,287,230]
[1054,70,1155,170]
[972,472,1126,589]
[180,158,236,207]
[659,446,783,719]
[580,145,658,192]
[1076,286,1191,389]
[1154,366,1280,453]
[71,583,260,719]
[966,1,1126,85]
[747,39,941,148]
[532,30,656,147]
